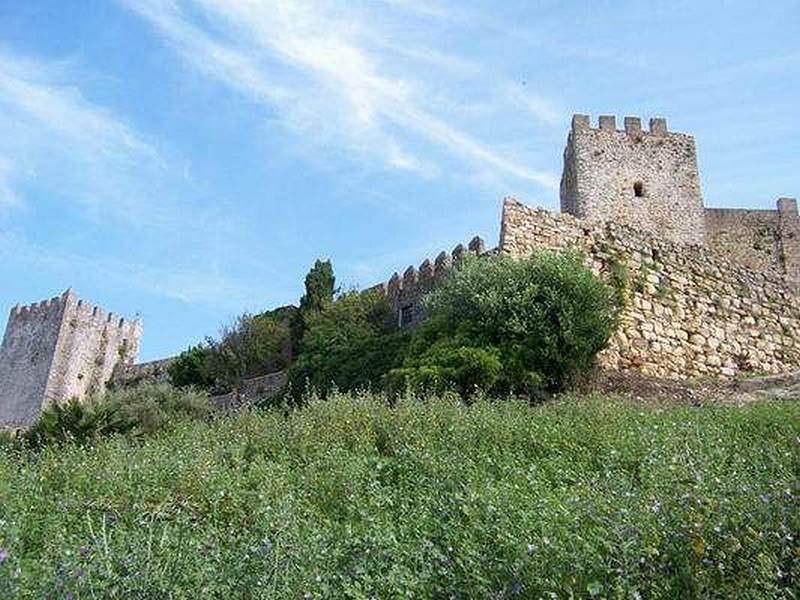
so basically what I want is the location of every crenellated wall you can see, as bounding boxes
[561,114,706,246]
[0,289,142,426]
[500,198,800,379]
[368,236,489,329]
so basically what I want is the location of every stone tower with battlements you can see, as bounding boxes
[560,114,706,246]
[0,289,142,427]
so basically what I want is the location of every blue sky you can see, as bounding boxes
[0,0,798,361]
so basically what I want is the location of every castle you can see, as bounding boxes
[0,290,141,426]
[1,113,798,424]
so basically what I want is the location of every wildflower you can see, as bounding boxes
[0,548,7,564]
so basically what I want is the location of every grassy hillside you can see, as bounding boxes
[0,394,798,598]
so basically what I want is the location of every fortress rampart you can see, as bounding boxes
[2,112,797,423]
[501,198,800,379]
[0,289,141,426]
[368,236,489,328]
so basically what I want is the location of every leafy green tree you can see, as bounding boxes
[391,251,616,395]
[300,259,336,313]
[292,259,338,347]
[288,290,408,397]
[168,344,214,389]
[204,313,292,392]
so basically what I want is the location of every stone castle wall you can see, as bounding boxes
[500,199,800,379]
[0,290,142,426]
[368,236,489,329]
[560,115,706,246]
[704,198,800,288]
[111,357,175,389]
[0,294,69,425]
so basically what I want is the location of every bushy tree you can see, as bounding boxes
[299,259,336,313]
[288,290,409,396]
[292,259,338,347]
[390,251,616,395]
[168,344,214,389]
[204,312,292,392]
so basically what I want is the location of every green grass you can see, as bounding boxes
[0,393,798,598]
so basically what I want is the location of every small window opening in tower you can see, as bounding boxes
[633,181,645,198]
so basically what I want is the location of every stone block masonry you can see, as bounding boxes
[501,199,800,379]
[704,198,800,288]
[561,115,706,246]
[0,289,142,426]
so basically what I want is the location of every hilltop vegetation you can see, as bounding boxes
[0,393,797,598]
[170,251,617,400]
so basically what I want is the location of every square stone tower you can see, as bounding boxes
[560,114,706,246]
[0,289,142,427]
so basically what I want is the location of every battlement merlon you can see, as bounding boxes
[571,114,671,137]
[778,197,798,216]
[376,236,489,302]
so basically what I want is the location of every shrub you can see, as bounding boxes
[203,312,292,393]
[25,397,130,447]
[288,290,409,396]
[168,344,214,389]
[0,394,797,597]
[23,383,212,447]
[387,342,503,398]
[393,251,616,394]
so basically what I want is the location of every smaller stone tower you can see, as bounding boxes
[560,114,706,246]
[0,289,142,426]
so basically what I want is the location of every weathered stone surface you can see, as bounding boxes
[500,198,800,380]
[0,290,142,426]
[560,115,706,246]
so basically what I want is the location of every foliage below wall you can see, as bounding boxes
[0,394,797,597]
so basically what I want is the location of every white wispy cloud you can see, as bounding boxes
[0,46,257,311]
[120,0,559,190]
[0,48,186,228]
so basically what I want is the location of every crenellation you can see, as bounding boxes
[624,116,642,135]
[452,243,467,262]
[599,115,616,131]
[572,113,590,132]
[387,272,402,296]
[777,197,798,216]
[0,290,141,426]
[403,266,418,287]
[434,251,451,274]
[468,236,486,254]
[419,259,434,282]
[649,117,667,135]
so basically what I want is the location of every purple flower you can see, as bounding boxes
[78,546,91,558]
[0,548,8,564]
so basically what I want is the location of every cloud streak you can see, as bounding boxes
[0,49,168,223]
[120,0,558,190]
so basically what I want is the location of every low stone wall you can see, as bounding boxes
[211,371,288,410]
[500,198,800,379]
[110,357,175,389]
